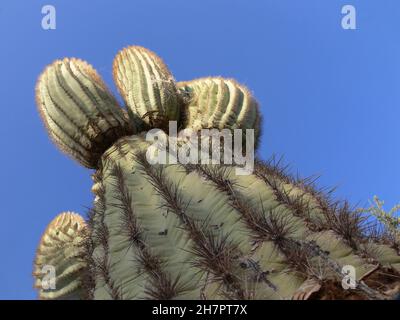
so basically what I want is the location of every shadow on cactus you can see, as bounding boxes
[33,45,400,300]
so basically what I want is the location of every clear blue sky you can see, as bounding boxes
[0,0,398,299]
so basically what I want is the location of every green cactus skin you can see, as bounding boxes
[113,46,181,128]
[36,58,132,168]
[178,77,261,146]
[33,212,87,300]
[34,46,400,300]
[83,140,399,300]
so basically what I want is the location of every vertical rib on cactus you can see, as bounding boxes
[90,169,123,300]
[33,212,87,299]
[34,45,400,300]
[113,46,181,128]
[88,138,252,299]
[87,137,193,299]
[110,163,188,299]
[134,152,249,299]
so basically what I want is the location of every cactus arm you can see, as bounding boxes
[178,78,261,146]
[36,58,132,168]
[113,46,181,127]
[33,212,87,299]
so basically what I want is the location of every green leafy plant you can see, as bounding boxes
[359,196,400,244]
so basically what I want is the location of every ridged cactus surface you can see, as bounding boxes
[179,77,260,142]
[36,58,132,167]
[33,212,87,299]
[113,46,181,127]
[34,46,400,300]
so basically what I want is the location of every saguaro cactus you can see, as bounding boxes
[34,45,400,300]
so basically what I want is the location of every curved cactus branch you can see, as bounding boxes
[36,58,133,168]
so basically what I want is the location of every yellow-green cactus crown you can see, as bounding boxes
[36,45,261,169]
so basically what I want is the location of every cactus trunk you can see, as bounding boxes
[76,135,398,300]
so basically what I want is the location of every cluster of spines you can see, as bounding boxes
[134,152,249,299]
[253,157,400,296]
[254,156,399,252]
[183,161,398,299]
[85,160,190,300]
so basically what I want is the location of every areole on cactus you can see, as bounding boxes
[34,45,400,300]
